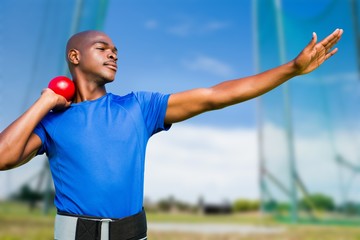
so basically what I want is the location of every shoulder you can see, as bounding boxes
[108,91,167,103]
[107,92,171,111]
[107,92,136,101]
[35,109,66,137]
[40,109,65,124]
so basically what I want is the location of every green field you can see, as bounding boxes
[1,202,360,240]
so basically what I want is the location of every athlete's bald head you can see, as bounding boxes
[65,30,117,77]
[66,30,107,54]
[66,30,109,63]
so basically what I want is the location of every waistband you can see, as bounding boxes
[54,209,147,240]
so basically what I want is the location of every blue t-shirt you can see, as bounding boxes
[34,92,170,218]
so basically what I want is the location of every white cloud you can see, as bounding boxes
[144,19,158,30]
[167,21,229,37]
[168,23,192,37]
[182,55,235,77]
[145,17,229,37]
[202,21,229,32]
[145,124,259,203]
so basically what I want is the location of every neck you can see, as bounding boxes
[73,80,107,103]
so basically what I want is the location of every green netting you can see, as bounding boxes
[255,0,360,223]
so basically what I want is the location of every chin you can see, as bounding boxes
[102,74,116,83]
[108,76,116,82]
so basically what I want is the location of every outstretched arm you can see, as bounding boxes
[165,28,343,124]
[0,89,70,170]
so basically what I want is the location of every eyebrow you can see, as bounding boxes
[93,41,118,53]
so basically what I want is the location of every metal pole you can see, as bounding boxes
[273,0,298,223]
[350,0,360,78]
[0,4,12,201]
[95,0,110,30]
[61,0,84,76]
[252,0,267,215]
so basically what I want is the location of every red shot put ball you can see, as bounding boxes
[48,76,75,101]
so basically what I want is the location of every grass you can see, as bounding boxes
[1,201,360,240]
[147,211,275,225]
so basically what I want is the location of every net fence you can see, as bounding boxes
[255,0,360,223]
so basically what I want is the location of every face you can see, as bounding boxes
[73,32,118,84]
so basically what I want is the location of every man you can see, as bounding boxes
[0,28,343,239]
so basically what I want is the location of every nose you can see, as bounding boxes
[108,51,118,61]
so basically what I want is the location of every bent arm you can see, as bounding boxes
[165,28,343,124]
[0,89,70,170]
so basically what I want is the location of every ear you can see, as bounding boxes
[68,49,80,65]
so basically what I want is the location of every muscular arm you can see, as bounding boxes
[0,89,70,170]
[165,29,343,124]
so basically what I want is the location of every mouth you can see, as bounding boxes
[104,61,117,71]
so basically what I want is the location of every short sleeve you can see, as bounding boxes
[33,122,47,155]
[133,91,171,135]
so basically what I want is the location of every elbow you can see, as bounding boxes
[0,160,13,171]
[205,96,238,111]
[0,157,21,171]
[0,144,19,171]
[204,89,229,111]
[0,163,15,171]
[0,145,9,170]
[206,87,249,111]
[206,102,225,111]
[0,161,11,172]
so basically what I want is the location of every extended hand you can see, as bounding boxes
[293,28,343,75]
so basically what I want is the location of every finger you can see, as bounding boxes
[324,47,339,60]
[318,29,339,47]
[320,28,343,49]
[65,101,72,108]
[324,36,342,55]
[41,88,54,95]
[306,32,317,49]
[325,29,343,49]
[312,32,317,42]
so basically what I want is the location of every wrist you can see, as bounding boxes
[285,60,301,77]
[39,89,59,110]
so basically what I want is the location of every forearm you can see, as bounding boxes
[0,92,57,169]
[209,60,298,108]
